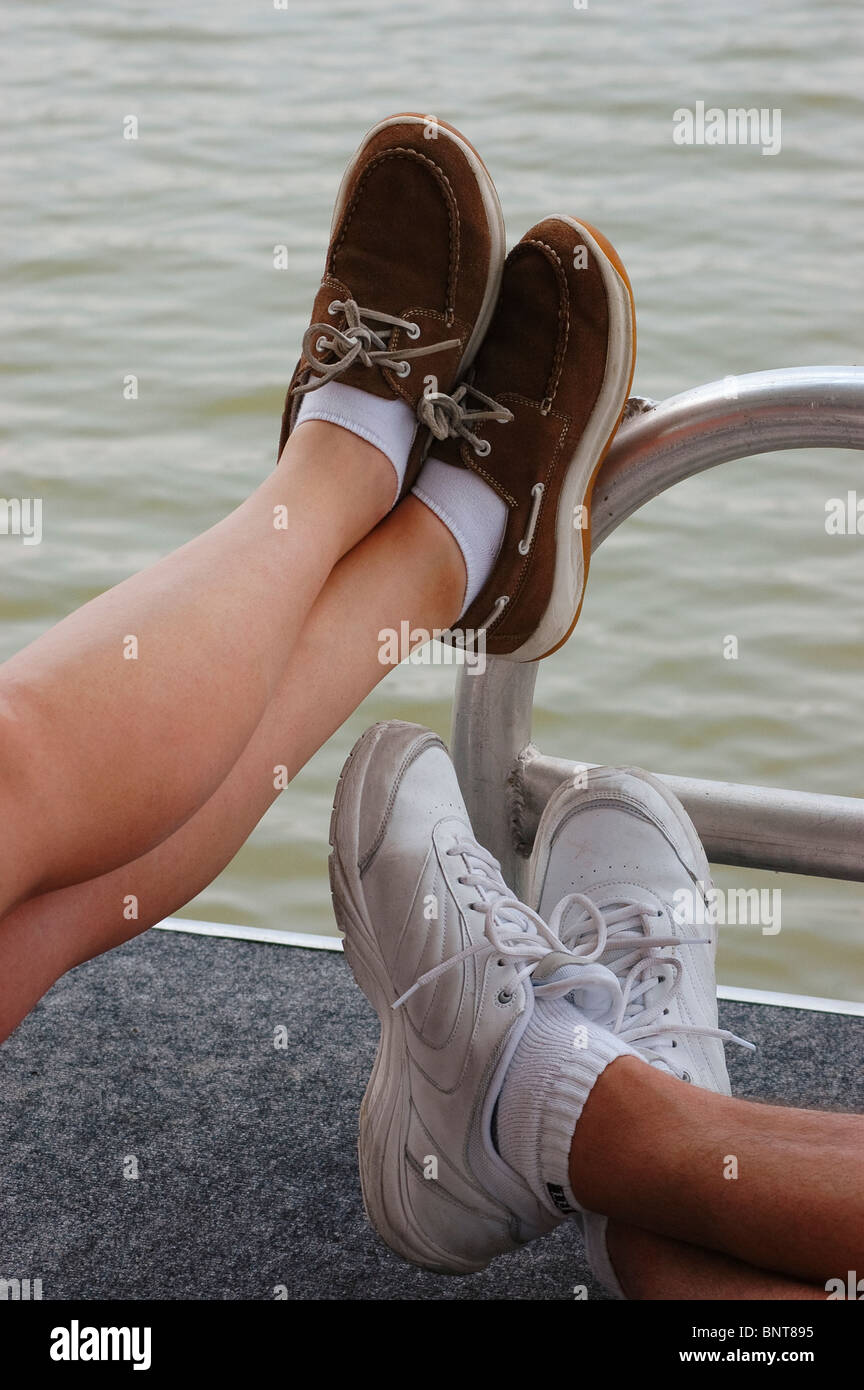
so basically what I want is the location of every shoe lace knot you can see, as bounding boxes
[548,893,755,1079]
[293,299,460,394]
[416,378,514,458]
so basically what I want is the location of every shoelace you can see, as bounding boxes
[392,840,620,1012]
[293,299,460,395]
[548,893,754,1079]
[416,378,514,457]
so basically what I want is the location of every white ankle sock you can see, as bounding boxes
[412,456,508,613]
[294,382,417,503]
[495,997,637,1220]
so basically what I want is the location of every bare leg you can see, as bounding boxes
[0,498,465,1039]
[571,1056,864,1288]
[6,502,849,1304]
[0,423,395,910]
[606,1224,826,1300]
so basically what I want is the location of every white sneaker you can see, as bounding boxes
[528,765,752,1088]
[329,720,622,1274]
[527,765,753,1297]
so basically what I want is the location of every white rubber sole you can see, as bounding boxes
[506,217,635,662]
[328,723,483,1275]
[330,113,507,383]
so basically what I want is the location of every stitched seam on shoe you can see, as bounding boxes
[475,413,571,635]
[294,273,352,380]
[390,306,468,405]
[330,147,460,325]
[547,799,700,876]
[503,239,571,408]
[404,1149,507,1221]
[359,733,447,873]
[457,387,569,507]
[457,447,518,507]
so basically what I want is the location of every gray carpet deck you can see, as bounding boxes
[1,929,861,1301]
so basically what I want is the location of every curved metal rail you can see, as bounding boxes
[594,365,864,547]
[450,366,864,892]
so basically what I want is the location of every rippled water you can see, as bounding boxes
[2,0,862,1000]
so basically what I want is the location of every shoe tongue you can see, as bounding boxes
[531,950,581,982]
[531,957,623,1025]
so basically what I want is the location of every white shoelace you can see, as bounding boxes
[294,298,460,394]
[392,840,619,1013]
[547,893,754,1078]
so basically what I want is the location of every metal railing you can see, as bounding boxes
[450,366,864,896]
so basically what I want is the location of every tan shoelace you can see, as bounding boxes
[293,298,460,394]
[417,378,513,456]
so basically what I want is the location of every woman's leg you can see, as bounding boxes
[0,423,395,911]
[571,1055,864,1288]
[0,498,465,1039]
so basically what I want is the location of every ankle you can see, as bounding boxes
[408,498,469,628]
[412,456,508,616]
[495,998,639,1220]
[277,421,396,551]
[568,1058,720,1218]
[291,382,418,506]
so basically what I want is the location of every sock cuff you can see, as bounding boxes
[412,455,509,613]
[296,407,395,460]
[294,381,417,503]
[410,480,471,610]
[496,998,638,1222]
[536,1026,636,1216]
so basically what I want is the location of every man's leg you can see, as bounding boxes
[317,721,861,1298]
[0,423,395,912]
[0,498,465,1040]
[571,1055,864,1287]
[605,1224,826,1300]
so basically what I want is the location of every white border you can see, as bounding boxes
[156,916,342,953]
[716,983,864,1017]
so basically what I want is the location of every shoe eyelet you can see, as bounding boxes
[473,438,491,458]
[671,1040,677,1048]
[315,336,330,353]
[497,989,512,1004]
[395,361,411,378]
[497,959,505,968]
[405,321,421,340]
[682,1071,692,1083]
[327,301,341,316]
[663,1008,669,1015]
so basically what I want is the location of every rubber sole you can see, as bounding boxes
[328,723,484,1275]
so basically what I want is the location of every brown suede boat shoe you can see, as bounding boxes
[425,215,636,661]
[277,113,505,497]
